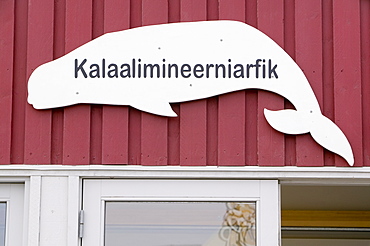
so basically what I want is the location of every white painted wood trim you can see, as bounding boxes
[277,183,282,246]
[26,176,41,246]
[0,166,367,185]
[67,176,80,246]
[259,180,280,246]
[22,179,30,246]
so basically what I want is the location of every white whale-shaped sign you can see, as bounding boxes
[27,20,354,166]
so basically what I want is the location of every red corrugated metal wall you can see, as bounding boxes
[0,0,369,166]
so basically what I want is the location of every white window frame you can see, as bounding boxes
[0,183,25,246]
[82,179,279,246]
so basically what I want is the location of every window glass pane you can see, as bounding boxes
[0,203,6,246]
[105,202,256,246]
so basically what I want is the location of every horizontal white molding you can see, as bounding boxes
[0,165,368,184]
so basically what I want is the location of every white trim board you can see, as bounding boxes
[0,166,368,185]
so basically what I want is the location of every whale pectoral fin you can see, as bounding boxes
[310,115,354,166]
[264,109,311,135]
[131,100,177,117]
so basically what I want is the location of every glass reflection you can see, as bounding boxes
[104,202,255,246]
[220,203,256,246]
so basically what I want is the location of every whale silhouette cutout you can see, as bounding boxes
[27,20,354,166]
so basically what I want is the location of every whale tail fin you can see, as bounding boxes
[264,109,354,166]
[263,109,311,135]
[309,114,354,166]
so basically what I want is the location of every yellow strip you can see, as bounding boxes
[281,210,370,228]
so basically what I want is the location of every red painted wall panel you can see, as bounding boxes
[51,0,66,164]
[141,0,169,166]
[245,0,258,166]
[333,0,363,167]
[127,1,142,165]
[179,0,207,166]
[283,0,296,167]
[62,0,92,164]
[0,0,14,164]
[295,0,324,166]
[167,2,180,166]
[256,0,285,166]
[101,0,130,164]
[24,0,53,164]
[361,0,370,166]
[218,0,246,166]
[0,0,368,167]
[322,0,335,166]
[10,0,28,164]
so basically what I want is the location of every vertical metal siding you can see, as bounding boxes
[0,0,369,166]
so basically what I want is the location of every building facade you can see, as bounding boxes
[0,0,369,245]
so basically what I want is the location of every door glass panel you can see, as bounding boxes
[105,202,256,246]
[0,203,6,246]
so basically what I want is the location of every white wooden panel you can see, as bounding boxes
[27,176,41,246]
[99,179,261,198]
[259,180,280,246]
[39,177,68,246]
[67,176,80,246]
